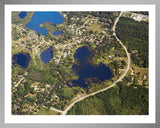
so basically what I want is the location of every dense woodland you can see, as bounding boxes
[67,83,148,115]
[116,17,148,68]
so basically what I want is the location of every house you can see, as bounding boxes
[64,52,67,58]
[108,55,113,59]
[45,84,51,88]
[41,88,45,92]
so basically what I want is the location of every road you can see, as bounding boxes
[112,11,130,79]
[50,11,131,115]
[14,77,25,88]
[50,107,64,113]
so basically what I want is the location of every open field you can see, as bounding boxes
[36,107,58,115]
[88,23,103,33]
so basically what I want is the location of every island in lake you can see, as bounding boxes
[11,11,149,115]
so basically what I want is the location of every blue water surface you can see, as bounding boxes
[25,12,64,35]
[71,46,113,88]
[40,46,53,64]
[74,46,93,62]
[12,53,31,68]
[52,30,62,36]
[19,11,27,19]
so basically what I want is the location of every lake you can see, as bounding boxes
[25,11,64,35]
[71,46,113,88]
[12,53,31,68]
[40,46,53,64]
[19,11,27,19]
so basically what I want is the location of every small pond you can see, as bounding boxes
[40,46,53,64]
[12,53,31,68]
[18,11,27,19]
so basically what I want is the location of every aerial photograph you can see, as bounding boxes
[11,11,149,115]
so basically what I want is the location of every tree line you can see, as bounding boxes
[67,82,148,115]
[116,17,148,68]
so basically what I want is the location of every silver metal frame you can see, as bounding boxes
[1,0,159,127]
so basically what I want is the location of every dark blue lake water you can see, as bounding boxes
[12,53,31,68]
[19,11,27,19]
[25,11,64,35]
[52,30,62,36]
[40,46,53,64]
[71,46,113,88]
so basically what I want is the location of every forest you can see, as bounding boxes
[67,82,148,115]
[116,17,148,68]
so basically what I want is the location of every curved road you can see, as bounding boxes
[51,11,130,115]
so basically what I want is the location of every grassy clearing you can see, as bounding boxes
[134,67,148,78]
[88,23,103,33]
[62,88,74,98]
[41,22,66,34]
[130,61,148,77]
[36,107,58,115]
[41,23,57,34]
